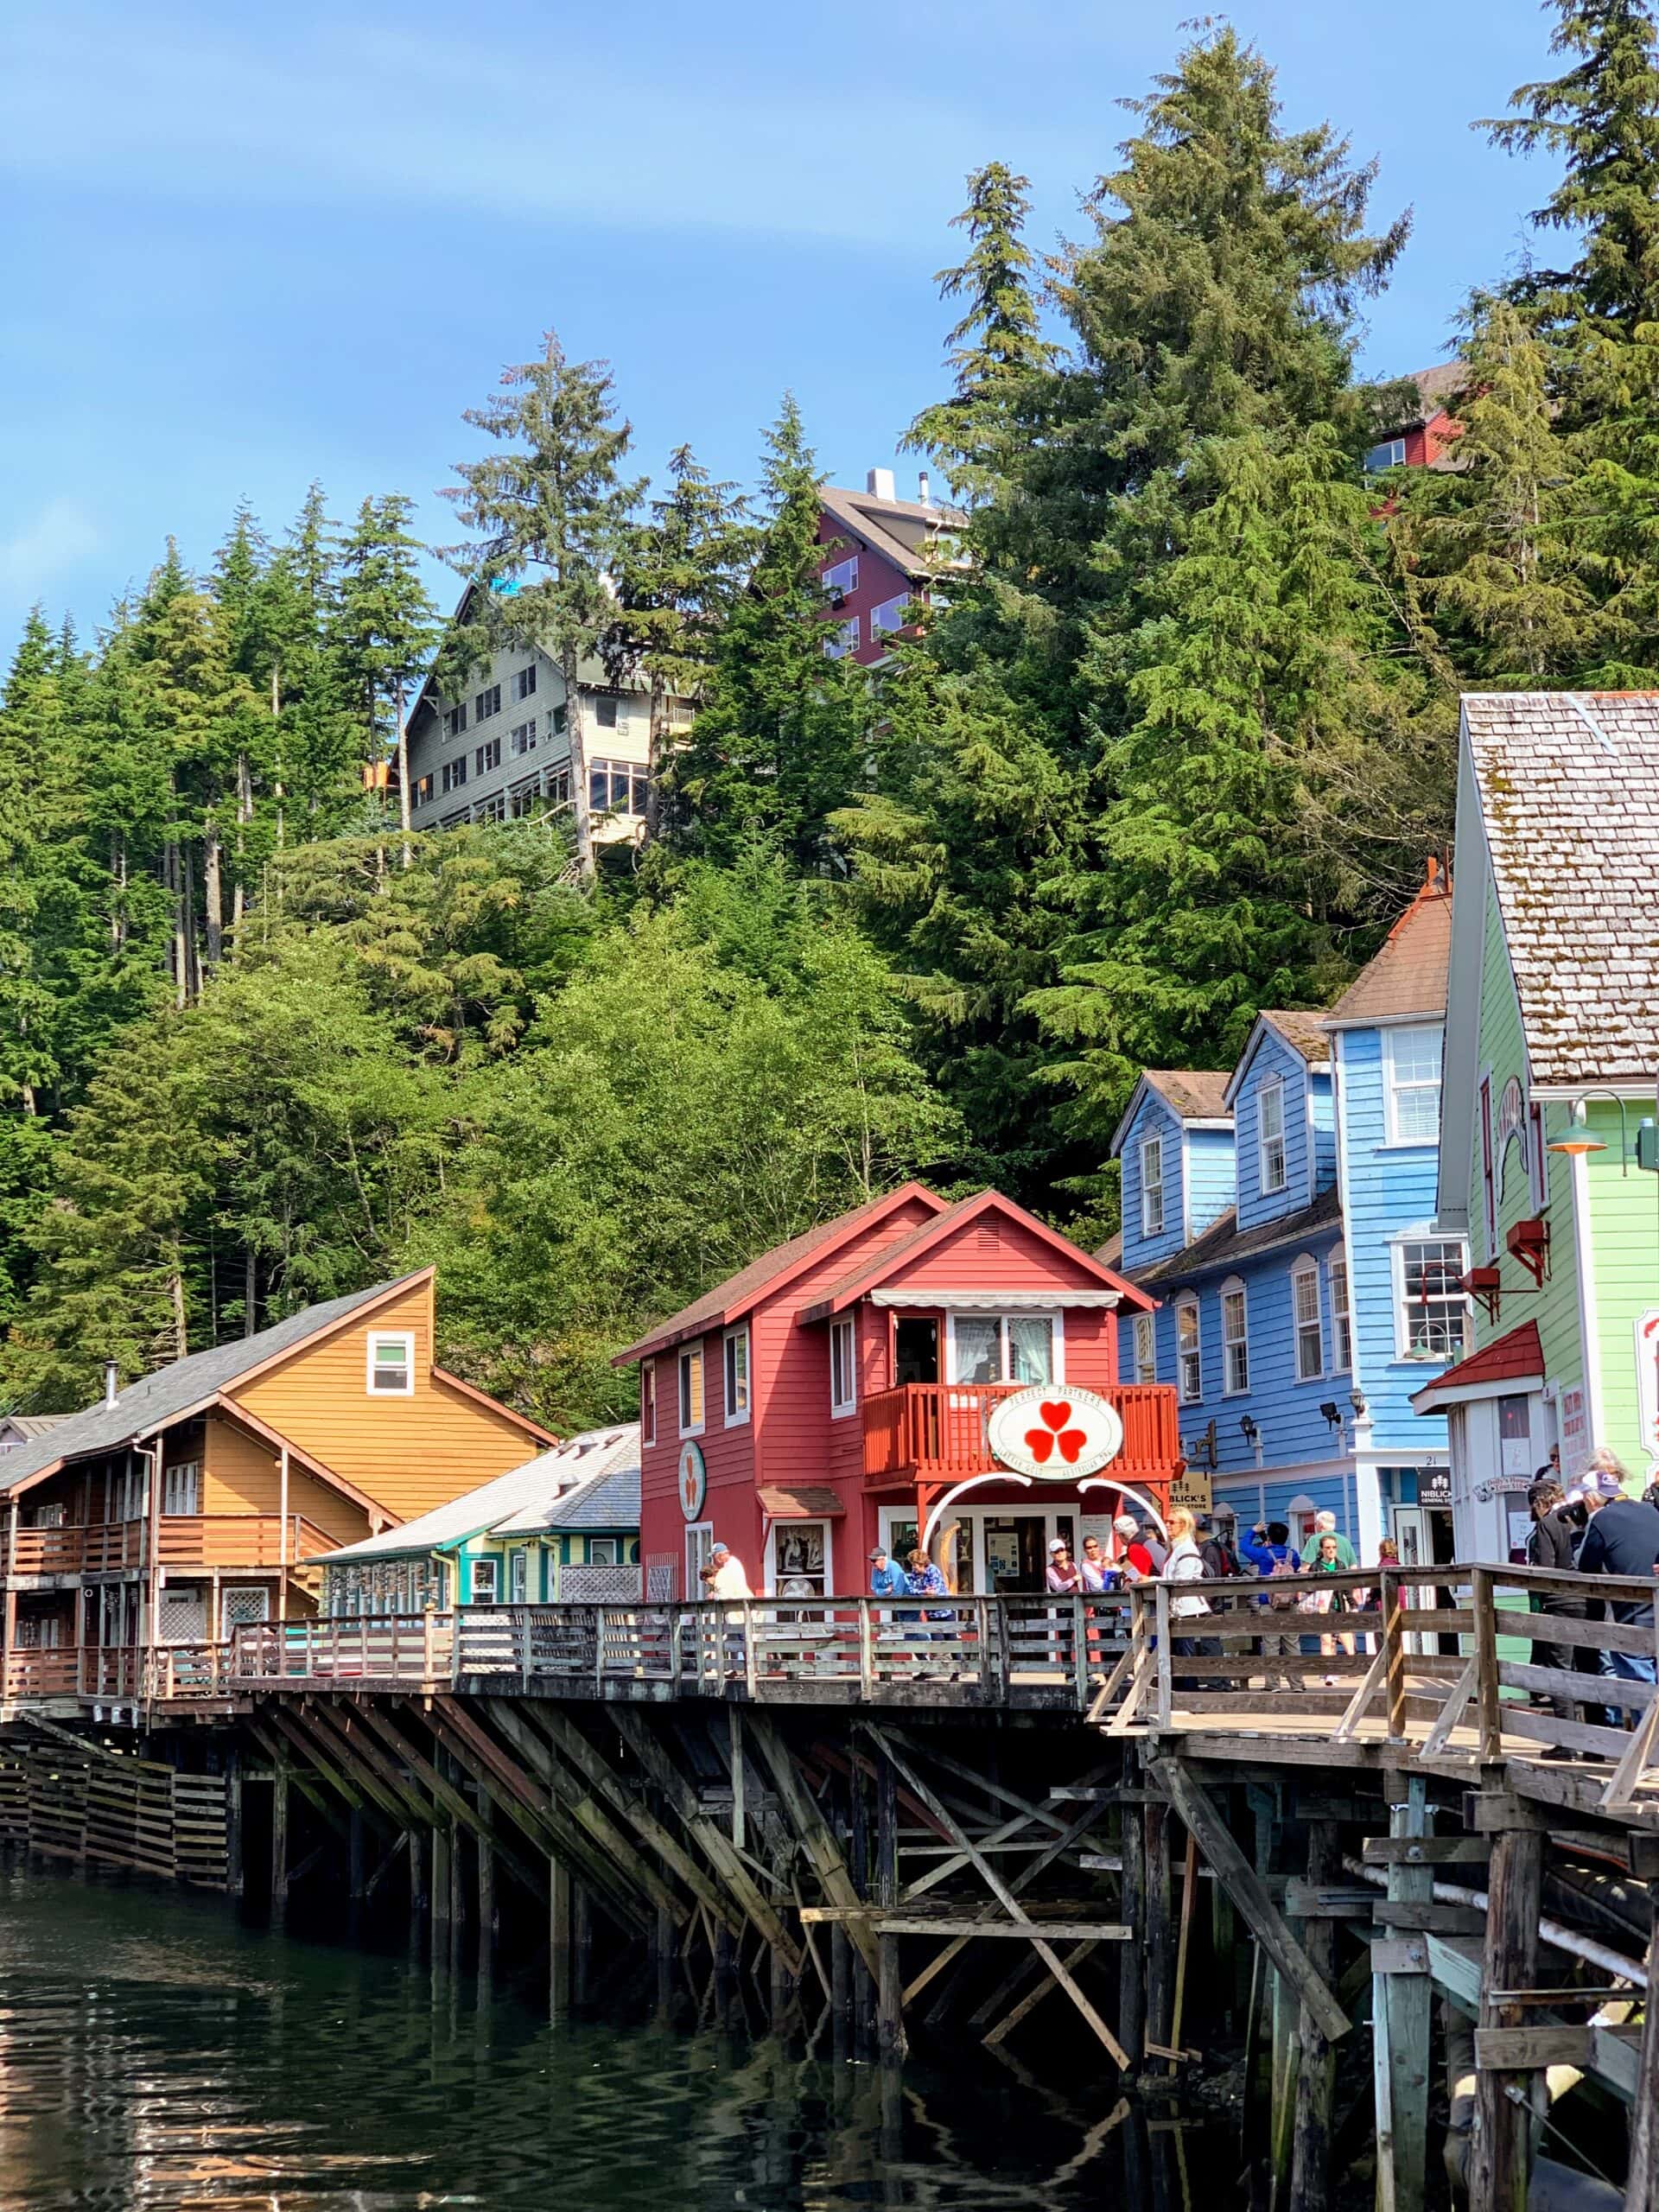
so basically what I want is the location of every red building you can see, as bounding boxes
[817,470,962,667]
[616,1184,1182,1602]
[1367,364,1463,474]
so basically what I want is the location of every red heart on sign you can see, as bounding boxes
[1057,1429,1085,1465]
[1039,1402,1071,1431]
[1024,1429,1055,1463]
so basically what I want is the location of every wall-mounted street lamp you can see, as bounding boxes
[1239,1416,1259,1444]
[1319,1402,1344,1430]
[1547,1090,1630,1173]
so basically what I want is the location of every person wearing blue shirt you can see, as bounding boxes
[1240,1522,1300,1577]
[868,1546,909,1598]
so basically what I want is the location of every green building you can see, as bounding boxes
[318,1423,639,1612]
[1414,694,1659,1560]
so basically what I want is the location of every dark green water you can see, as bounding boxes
[0,1865,1211,2210]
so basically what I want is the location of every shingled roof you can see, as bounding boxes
[0,1275,429,1497]
[1324,869,1452,1030]
[1124,1185,1343,1291]
[1464,693,1659,1086]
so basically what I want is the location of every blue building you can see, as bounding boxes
[1108,880,1459,1565]
[1322,868,1461,1570]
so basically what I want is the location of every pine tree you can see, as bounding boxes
[661,398,867,874]
[336,494,440,867]
[905,162,1058,507]
[441,331,644,880]
[1487,0,1659,340]
[605,448,753,842]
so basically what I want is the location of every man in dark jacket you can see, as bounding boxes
[1576,1473,1659,1711]
[1526,1478,1590,1732]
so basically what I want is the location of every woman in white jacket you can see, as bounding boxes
[1165,1508,1221,1688]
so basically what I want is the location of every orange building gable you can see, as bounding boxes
[229,1271,553,1524]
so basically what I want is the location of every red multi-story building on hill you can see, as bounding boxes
[616,1184,1182,1602]
[1366,365,1464,474]
[817,469,963,667]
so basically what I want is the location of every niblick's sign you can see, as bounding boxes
[987,1384,1125,1481]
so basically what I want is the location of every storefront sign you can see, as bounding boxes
[1560,1384,1588,1465]
[1418,1467,1452,1508]
[1170,1468,1214,1516]
[1473,1473,1531,1502]
[987,1385,1124,1481]
[677,1440,707,1522]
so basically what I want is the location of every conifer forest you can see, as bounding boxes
[4,3,1658,1430]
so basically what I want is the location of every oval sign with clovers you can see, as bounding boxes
[986,1384,1125,1482]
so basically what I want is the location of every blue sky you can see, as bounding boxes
[1,0,1559,652]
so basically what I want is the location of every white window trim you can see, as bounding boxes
[1141,1135,1165,1240]
[830,1315,857,1418]
[365,1330,416,1397]
[1380,1024,1445,1148]
[945,1310,1065,1387]
[1258,1078,1287,1197]
[685,1521,714,1603]
[1219,1276,1249,1397]
[723,1325,751,1427]
[1528,1101,1549,1213]
[470,1555,500,1605]
[588,1536,620,1567]
[1132,1311,1157,1387]
[1328,1252,1352,1374]
[766,1518,834,1599]
[678,1343,706,1438]
[1289,1256,1325,1383]
[1175,1295,1202,1405]
[1389,1230,1473,1364]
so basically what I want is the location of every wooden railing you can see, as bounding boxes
[156,1515,336,1568]
[78,1647,140,1700]
[861,1380,1181,1484]
[141,1643,230,1702]
[228,1594,1138,1703]
[2,1647,79,1698]
[3,1521,146,1575]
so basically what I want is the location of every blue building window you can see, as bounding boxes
[1132,1312,1157,1385]
[1141,1135,1165,1238]
[1259,1081,1287,1195]
[1176,1296,1202,1402]
[1220,1279,1249,1394]
[1291,1258,1325,1380]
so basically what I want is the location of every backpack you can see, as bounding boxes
[1268,1550,1298,1611]
[1201,1538,1239,1580]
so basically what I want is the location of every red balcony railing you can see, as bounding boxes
[861,1381,1182,1488]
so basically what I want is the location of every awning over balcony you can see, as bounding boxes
[866,1288,1121,1310]
[758,1485,847,1519]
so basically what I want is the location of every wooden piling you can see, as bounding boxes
[1468,1825,1544,2212]
[549,1855,572,2016]
[477,1828,496,1980]
[1289,1821,1338,2212]
[875,1746,905,2059]
[573,1877,593,2005]
[224,1747,244,1902]
[408,1827,427,1947]
[1145,1796,1172,2056]
[1626,1886,1659,2212]
[1117,1787,1146,2063]
[348,1806,366,1902]
[270,1751,289,1929]
[1373,1777,1432,2212]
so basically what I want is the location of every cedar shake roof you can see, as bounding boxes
[819,485,963,582]
[1126,1185,1343,1290]
[613,1184,949,1363]
[326,1425,639,1558]
[1095,1229,1124,1268]
[1324,873,1452,1030]
[1143,1070,1232,1120]
[1262,1010,1334,1065]
[1408,1320,1544,1411]
[1464,693,1659,1086]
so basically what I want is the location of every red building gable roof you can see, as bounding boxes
[1324,863,1452,1030]
[1408,1320,1544,1412]
[613,1183,948,1364]
[796,1188,1157,1321]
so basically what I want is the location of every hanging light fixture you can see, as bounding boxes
[1547,1093,1625,1173]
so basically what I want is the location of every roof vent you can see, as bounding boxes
[867,467,896,501]
[917,471,932,507]
[103,1360,119,1408]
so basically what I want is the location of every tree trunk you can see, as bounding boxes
[232,749,252,942]
[563,651,594,880]
[396,681,413,870]
[244,1246,257,1338]
[166,840,187,1010]
[110,833,127,953]
[644,679,665,844]
[203,823,223,975]
[272,665,285,852]
[182,842,200,1002]
[170,1263,188,1361]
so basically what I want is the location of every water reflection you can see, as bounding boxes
[0,1866,1216,2210]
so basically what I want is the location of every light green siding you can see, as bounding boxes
[1474,877,1586,1396]
[1585,1109,1659,1475]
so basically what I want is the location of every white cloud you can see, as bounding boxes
[0,501,100,595]
[0,9,983,250]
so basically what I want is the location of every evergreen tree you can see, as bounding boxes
[1488,0,1659,340]
[661,398,867,874]
[1396,302,1593,684]
[441,331,644,880]
[605,448,754,842]
[905,162,1058,506]
[336,494,440,866]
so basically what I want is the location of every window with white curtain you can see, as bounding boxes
[1258,1080,1287,1195]
[1385,1026,1444,1144]
[1220,1280,1249,1395]
[950,1313,1057,1384]
[1141,1136,1165,1238]
[1291,1260,1325,1381]
[1176,1298,1201,1402]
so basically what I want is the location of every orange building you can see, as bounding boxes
[0,1270,551,1717]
